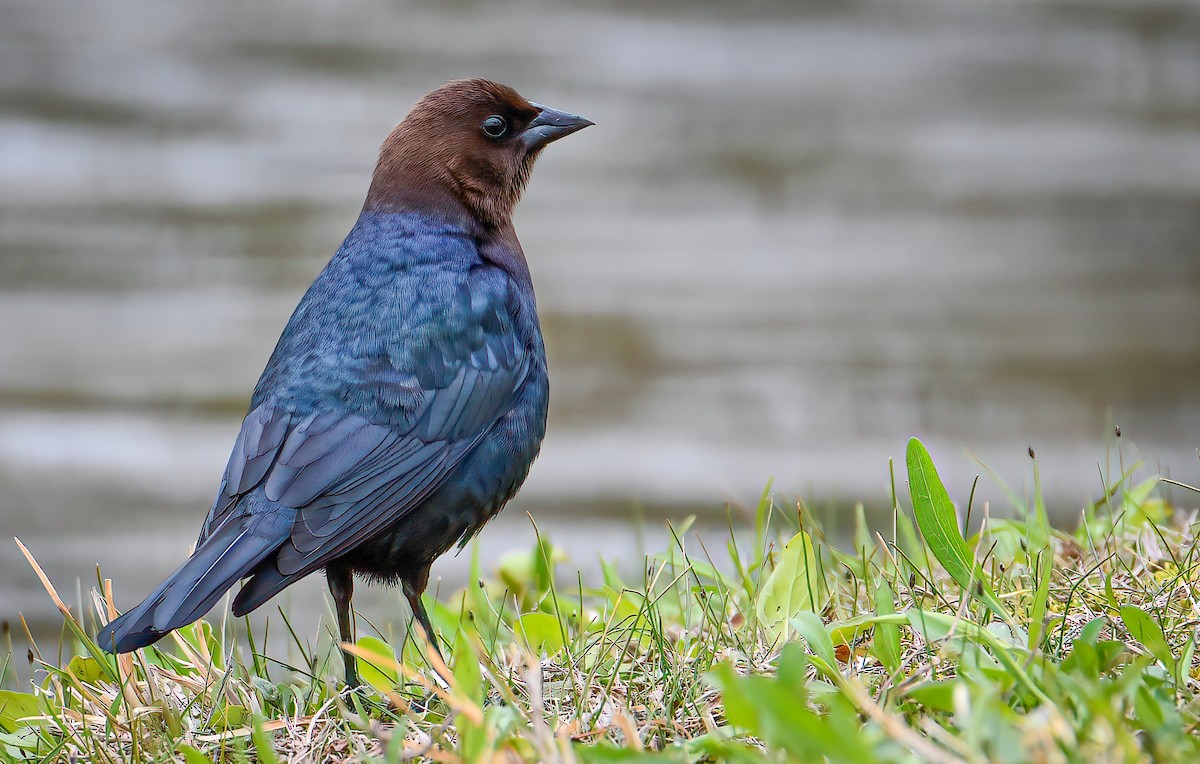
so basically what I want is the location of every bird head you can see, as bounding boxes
[366,79,593,228]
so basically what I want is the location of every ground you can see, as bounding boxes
[2,438,1198,763]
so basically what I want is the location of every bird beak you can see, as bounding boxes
[522,102,594,150]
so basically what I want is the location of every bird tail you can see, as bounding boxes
[97,510,291,653]
[231,560,293,618]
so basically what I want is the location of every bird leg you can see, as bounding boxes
[402,569,444,665]
[327,565,359,688]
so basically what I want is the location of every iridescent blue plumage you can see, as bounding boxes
[98,208,548,654]
[96,80,590,679]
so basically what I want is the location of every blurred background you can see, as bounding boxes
[2,0,1199,651]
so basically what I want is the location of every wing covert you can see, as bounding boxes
[197,267,531,579]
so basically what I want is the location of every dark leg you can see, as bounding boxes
[402,567,444,665]
[327,564,359,688]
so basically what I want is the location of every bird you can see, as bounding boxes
[96,79,592,686]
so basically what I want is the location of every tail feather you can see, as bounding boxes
[230,560,294,617]
[97,510,291,653]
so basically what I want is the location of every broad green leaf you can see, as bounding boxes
[608,590,652,646]
[177,745,216,764]
[353,636,399,693]
[0,728,40,754]
[1124,476,1159,512]
[251,714,282,764]
[776,642,811,695]
[906,437,974,587]
[871,576,901,674]
[67,655,103,684]
[828,618,872,646]
[904,679,957,713]
[906,438,1009,624]
[1179,638,1197,686]
[453,631,484,705]
[208,704,248,730]
[1134,684,1167,731]
[1119,606,1176,675]
[688,736,778,764]
[893,508,923,563]
[906,609,955,642]
[498,548,537,599]
[707,660,876,762]
[453,633,489,761]
[533,536,562,595]
[600,558,624,591]
[577,745,693,762]
[792,612,837,678]
[467,543,491,630]
[0,691,39,733]
[1063,639,1099,678]
[755,529,821,639]
[1104,572,1119,610]
[970,520,1027,565]
[707,662,758,731]
[905,610,1052,706]
[500,539,566,603]
[853,503,873,560]
[515,612,565,656]
[1079,617,1107,645]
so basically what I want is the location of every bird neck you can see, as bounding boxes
[362,173,480,232]
[352,203,533,293]
[478,220,534,291]
[362,125,521,231]
[359,125,533,286]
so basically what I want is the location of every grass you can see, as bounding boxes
[2,436,1200,762]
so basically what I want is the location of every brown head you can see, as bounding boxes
[365,79,592,228]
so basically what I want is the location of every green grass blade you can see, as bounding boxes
[1028,549,1053,651]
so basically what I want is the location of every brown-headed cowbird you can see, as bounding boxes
[97,79,591,685]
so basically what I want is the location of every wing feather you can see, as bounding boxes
[198,266,530,597]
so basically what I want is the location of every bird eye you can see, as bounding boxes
[481,115,508,138]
